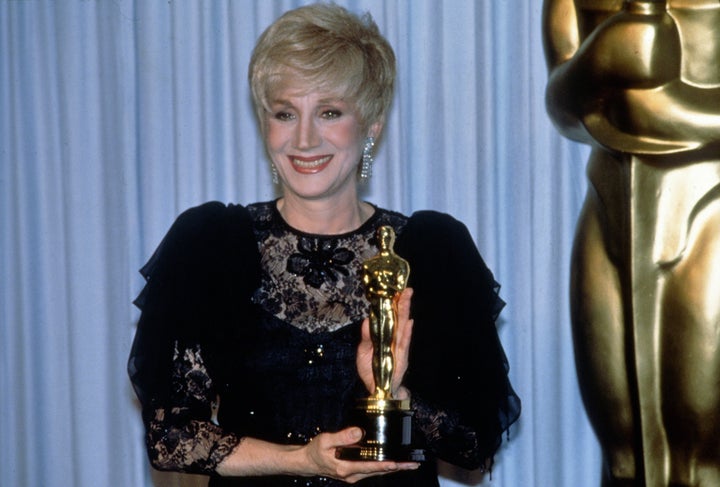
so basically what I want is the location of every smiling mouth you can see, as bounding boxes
[290,155,332,172]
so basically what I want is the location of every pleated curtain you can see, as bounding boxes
[0,1,599,486]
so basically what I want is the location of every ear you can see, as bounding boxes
[368,121,384,139]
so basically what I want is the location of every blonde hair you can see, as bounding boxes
[249,3,396,130]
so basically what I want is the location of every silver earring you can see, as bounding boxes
[360,136,375,181]
[271,164,279,185]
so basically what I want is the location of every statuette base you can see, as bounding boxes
[336,398,425,462]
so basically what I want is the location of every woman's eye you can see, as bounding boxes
[274,111,294,121]
[321,110,342,120]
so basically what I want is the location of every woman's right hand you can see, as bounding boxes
[216,429,419,482]
[301,427,419,483]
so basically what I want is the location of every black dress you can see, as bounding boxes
[128,201,520,486]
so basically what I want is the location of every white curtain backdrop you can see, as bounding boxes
[0,1,599,486]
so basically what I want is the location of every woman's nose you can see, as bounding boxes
[294,117,321,149]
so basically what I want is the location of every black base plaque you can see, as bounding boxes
[336,398,425,462]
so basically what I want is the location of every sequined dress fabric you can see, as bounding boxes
[128,201,520,487]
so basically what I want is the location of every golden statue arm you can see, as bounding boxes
[543,0,594,143]
[544,0,683,148]
[583,82,720,155]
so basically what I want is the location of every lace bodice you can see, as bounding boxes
[248,202,406,333]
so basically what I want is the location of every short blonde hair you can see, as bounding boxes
[249,3,396,130]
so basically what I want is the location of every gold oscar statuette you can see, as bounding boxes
[337,225,425,462]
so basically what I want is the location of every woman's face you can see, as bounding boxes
[264,82,379,204]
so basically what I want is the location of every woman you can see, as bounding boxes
[128,4,520,486]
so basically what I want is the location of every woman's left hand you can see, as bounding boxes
[356,287,414,399]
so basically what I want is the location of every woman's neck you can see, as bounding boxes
[276,196,373,235]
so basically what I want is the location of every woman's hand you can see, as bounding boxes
[301,427,419,483]
[217,430,419,481]
[356,287,414,399]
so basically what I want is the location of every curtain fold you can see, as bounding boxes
[0,1,600,485]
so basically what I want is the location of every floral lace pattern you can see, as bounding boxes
[146,343,240,473]
[248,202,407,333]
[287,237,355,288]
[411,394,487,471]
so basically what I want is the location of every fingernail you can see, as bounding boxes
[351,428,363,440]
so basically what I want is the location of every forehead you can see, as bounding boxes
[268,81,351,105]
[267,72,352,103]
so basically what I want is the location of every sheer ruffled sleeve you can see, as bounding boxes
[395,211,520,471]
[127,202,261,474]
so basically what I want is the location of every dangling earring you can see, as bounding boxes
[360,136,375,182]
[271,164,279,185]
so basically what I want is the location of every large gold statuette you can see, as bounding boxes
[544,0,720,484]
[337,225,424,462]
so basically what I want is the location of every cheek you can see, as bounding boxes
[330,121,365,149]
[264,124,286,152]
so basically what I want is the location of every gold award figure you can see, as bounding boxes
[543,0,720,485]
[363,225,410,401]
[337,225,424,462]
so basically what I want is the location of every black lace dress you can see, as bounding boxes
[128,201,520,487]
